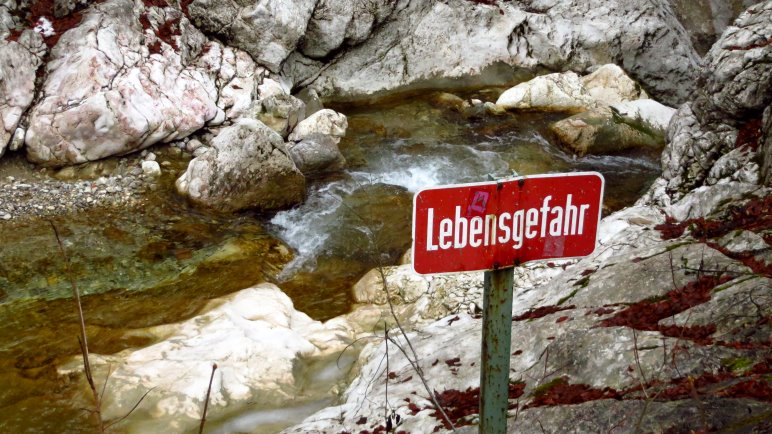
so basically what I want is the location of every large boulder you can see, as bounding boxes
[67,284,360,433]
[288,108,347,142]
[550,108,665,156]
[175,118,305,212]
[293,0,700,106]
[550,99,676,156]
[285,109,348,176]
[184,0,317,72]
[580,64,648,105]
[496,71,594,113]
[661,1,771,199]
[0,29,45,157]
[286,133,346,177]
[23,0,264,166]
[497,65,648,113]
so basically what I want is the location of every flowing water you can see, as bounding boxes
[0,89,660,432]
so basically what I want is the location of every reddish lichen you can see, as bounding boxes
[428,383,526,429]
[656,197,772,241]
[599,275,732,343]
[735,117,764,150]
[513,304,575,321]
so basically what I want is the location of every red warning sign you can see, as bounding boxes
[412,172,605,274]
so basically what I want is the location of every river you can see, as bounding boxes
[0,88,660,432]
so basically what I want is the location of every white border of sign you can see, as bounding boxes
[411,171,606,276]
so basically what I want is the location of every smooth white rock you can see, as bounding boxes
[141,160,161,177]
[288,109,348,142]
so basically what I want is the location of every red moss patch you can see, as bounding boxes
[716,378,772,400]
[735,117,764,150]
[656,197,772,241]
[599,275,732,343]
[428,383,526,429]
[588,307,616,316]
[658,324,717,343]
[143,0,169,7]
[527,377,621,407]
[154,15,181,50]
[513,305,575,321]
[707,242,772,278]
[180,0,194,16]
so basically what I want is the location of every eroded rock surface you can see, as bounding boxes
[22,0,269,166]
[0,30,45,157]
[68,284,360,433]
[295,0,699,106]
[185,0,317,72]
[661,1,771,199]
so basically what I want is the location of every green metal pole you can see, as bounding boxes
[479,267,514,434]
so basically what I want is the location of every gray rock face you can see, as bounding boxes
[0,30,45,157]
[292,0,699,106]
[287,133,345,177]
[24,0,223,166]
[669,0,762,54]
[254,92,307,138]
[185,0,317,72]
[661,1,771,198]
[299,0,355,59]
[762,105,772,185]
[175,118,305,212]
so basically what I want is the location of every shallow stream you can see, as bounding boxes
[0,89,660,432]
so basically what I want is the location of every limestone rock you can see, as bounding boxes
[0,30,45,158]
[286,133,346,177]
[185,0,317,72]
[496,72,593,112]
[210,44,267,120]
[254,84,307,138]
[352,266,428,306]
[702,2,772,119]
[71,284,358,433]
[661,2,772,198]
[288,109,347,142]
[299,0,355,59]
[762,105,772,185]
[498,65,649,115]
[175,118,305,212]
[581,64,648,105]
[611,99,676,136]
[24,0,223,166]
[550,108,664,156]
[298,0,699,106]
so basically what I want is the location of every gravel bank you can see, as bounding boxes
[0,143,195,221]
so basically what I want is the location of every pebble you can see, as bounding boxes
[142,160,162,177]
[145,152,157,162]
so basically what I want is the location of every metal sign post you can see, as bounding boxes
[411,172,605,433]
[480,267,514,433]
